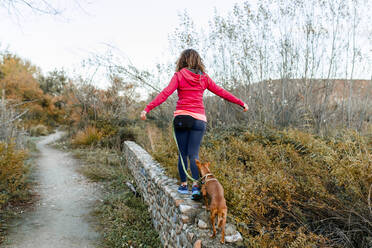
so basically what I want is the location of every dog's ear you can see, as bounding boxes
[195,159,201,167]
[206,162,211,167]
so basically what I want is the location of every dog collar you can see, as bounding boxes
[201,173,217,184]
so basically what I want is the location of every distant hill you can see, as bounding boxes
[250,78,372,104]
[213,78,372,131]
[330,79,371,103]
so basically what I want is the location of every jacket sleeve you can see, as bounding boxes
[206,75,245,107]
[144,73,178,113]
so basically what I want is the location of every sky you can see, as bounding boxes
[0,0,244,78]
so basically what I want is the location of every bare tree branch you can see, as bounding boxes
[0,0,61,15]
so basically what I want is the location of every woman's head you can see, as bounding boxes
[176,49,205,73]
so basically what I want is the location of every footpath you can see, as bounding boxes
[3,132,101,248]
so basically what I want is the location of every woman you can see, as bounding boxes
[141,49,248,200]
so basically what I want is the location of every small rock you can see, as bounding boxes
[198,219,208,229]
[196,210,209,223]
[170,229,176,238]
[187,232,194,242]
[193,239,202,248]
[192,203,202,209]
[176,223,182,234]
[175,199,184,207]
[179,204,193,214]
[181,215,189,223]
[225,223,237,236]
[225,232,243,243]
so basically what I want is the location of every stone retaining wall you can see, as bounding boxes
[123,141,243,248]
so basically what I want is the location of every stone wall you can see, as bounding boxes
[123,141,243,248]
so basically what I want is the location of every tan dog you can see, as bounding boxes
[195,159,228,243]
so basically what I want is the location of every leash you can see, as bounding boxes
[172,125,201,184]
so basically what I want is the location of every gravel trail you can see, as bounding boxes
[3,132,101,248]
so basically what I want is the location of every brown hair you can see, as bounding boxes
[175,49,205,73]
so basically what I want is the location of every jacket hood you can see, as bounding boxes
[179,68,205,86]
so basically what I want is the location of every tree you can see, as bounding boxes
[0,53,66,127]
[38,69,69,96]
[163,0,371,133]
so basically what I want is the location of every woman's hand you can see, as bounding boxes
[243,103,248,112]
[140,110,147,120]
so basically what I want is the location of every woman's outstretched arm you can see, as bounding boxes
[141,73,179,120]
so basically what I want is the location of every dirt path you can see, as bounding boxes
[3,132,101,248]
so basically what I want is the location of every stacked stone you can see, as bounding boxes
[124,141,242,248]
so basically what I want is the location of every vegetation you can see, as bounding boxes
[0,53,66,129]
[0,142,27,209]
[149,125,371,247]
[0,138,38,244]
[0,54,43,243]
[72,126,103,147]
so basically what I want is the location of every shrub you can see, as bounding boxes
[99,126,138,150]
[72,126,103,146]
[29,124,49,136]
[0,142,28,208]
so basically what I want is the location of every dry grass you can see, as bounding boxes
[0,142,28,207]
[72,147,120,181]
[147,125,372,248]
[0,138,38,245]
[72,126,103,146]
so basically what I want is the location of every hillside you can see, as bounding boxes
[148,125,372,248]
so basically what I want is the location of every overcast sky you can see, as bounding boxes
[0,0,244,77]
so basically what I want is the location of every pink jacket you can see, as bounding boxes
[144,68,245,119]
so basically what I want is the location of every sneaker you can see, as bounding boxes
[178,185,189,194]
[191,185,202,200]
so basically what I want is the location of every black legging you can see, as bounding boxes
[174,119,206,182]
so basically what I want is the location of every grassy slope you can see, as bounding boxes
[149,125,372,248]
